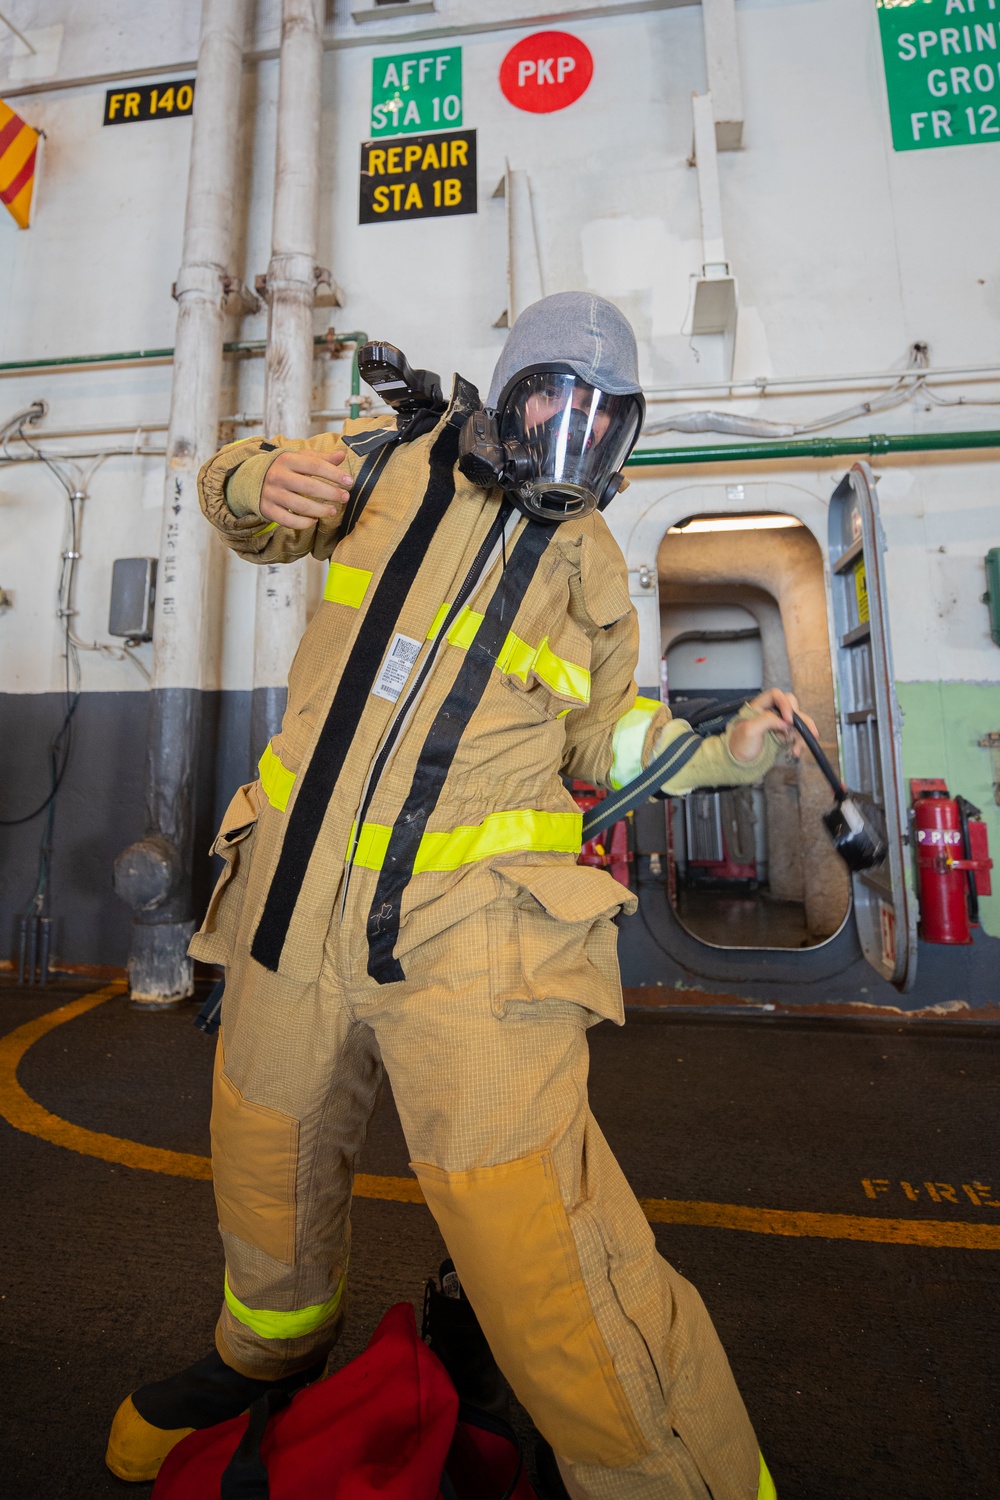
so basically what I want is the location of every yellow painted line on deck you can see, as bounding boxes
[3,989,999,1250]
[0,986,212,1180]
[638,1196,1000,1251]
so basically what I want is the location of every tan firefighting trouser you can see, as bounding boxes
[211,878,765,1500]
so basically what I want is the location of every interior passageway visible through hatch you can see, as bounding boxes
[655,514,850,951]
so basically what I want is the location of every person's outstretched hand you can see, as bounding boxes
[260,450,354,530]
[728,688,819,764]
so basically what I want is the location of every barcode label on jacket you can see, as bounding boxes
[372,633,422,702]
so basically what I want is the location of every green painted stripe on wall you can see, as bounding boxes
[897,682,1000,939]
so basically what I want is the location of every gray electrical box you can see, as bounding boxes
[109,557,157,641]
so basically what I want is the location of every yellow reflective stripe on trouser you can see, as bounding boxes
[609,695,661,790]
[323,561,372,608]
[427,601,485,649]
[350,808,583,873]
[496,632,591,705]
[759,1452,777,1499]
[259,744,296,812]
[223,1271,345,1341]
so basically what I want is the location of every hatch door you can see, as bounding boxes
[828,462,916,990]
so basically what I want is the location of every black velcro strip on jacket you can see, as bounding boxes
[366,522,555,984]
[580,729,703,841]
[250,422,461,973]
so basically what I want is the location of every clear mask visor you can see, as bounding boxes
[498,372,643,520]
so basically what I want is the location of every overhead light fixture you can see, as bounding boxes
[667,514,803,534]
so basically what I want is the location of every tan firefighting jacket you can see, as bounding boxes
[191,377,780,987]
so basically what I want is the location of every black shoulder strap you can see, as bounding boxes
[581,729,703,841]
[219,1388,290,1500]
[335,436,399,541]
[337,409,444,542]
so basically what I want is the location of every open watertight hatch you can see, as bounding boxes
[621,464,917,993]
[827,462,917,990]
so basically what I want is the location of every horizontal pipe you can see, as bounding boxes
[0,332,367,377]
[6,340,997,425]
[0,346,176,373]
[0,446,167,463]
[643,361,1000,402]
[3,399,388,440]
[626,429,1000,467]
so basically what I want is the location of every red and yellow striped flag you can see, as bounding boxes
[0,98,40,230]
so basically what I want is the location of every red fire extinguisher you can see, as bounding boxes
[911,780,993,945]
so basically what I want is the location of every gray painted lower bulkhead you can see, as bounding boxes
[0,691,252,971]
[618,860,1000,1013]
[1,689,997,1010]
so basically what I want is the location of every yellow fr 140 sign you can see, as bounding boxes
[359,129,477,224]
[104,80,195,126]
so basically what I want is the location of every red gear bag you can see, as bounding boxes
[151,1302,537,1500]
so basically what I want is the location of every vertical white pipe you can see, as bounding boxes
[251,0,323,762]
[116,0,248,1005]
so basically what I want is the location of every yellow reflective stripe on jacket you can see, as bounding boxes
[324,561,373,608]
[251,520,278,537]
[427,602,485,649]
[609,695,661,790]
[496,632,591,705]
[758,1453,777,1500]
[352,819,391,870]
[224,1271,345,1341]
[259,744,296,812]
[350,808,583,873]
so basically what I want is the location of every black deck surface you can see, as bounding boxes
[1,979,997,1498]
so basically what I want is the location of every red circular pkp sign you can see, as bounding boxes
[499,31,593,114]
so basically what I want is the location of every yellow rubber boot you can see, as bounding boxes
[105,1397,193,1482]
[105,1349,326,1482]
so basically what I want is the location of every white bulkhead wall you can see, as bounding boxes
[0,0,998,704]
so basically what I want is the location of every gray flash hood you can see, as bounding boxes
[486,291,642,410]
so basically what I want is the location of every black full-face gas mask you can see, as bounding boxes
[459,364,644,522]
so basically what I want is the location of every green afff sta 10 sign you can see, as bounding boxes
[877,0,1000,150]
[370,48,462,137]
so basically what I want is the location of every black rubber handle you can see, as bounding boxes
[791,711,845,799]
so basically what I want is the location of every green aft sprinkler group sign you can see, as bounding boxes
[877,0,1000,150]
[370,47,462,136]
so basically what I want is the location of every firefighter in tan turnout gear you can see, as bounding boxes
[107,293,801,1497]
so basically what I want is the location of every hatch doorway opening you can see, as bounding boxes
[656,512,851,949]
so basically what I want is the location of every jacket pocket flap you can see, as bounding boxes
[213,781,264,854]
[579,534,632,629]
[497,863,637,922]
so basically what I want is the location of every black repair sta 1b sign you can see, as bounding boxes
[359,129,477,224]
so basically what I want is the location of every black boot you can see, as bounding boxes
[106,1350,325,1482]
[422,1259,510,1417]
